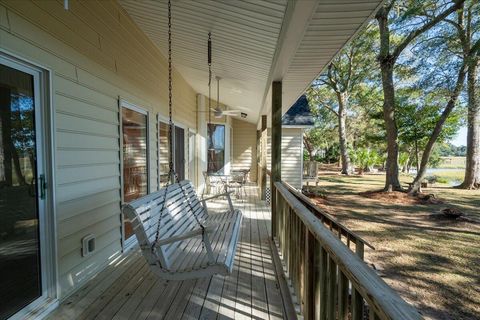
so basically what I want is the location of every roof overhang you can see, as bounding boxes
[119,0,383,124]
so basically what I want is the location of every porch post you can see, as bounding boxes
[260,115,267,200]
[271,81,282,239]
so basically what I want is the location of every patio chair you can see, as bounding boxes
[229,170,248,199]
[202,171,226,197]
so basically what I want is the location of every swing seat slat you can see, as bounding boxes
[123,180,242,280]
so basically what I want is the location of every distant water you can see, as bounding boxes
[408,168,464,186]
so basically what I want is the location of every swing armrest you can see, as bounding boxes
[201,191,234,202]
[201,191,235,214]
[154,225,215,247]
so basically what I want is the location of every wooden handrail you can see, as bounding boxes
[274,181,423,320]
[283,181,375,251]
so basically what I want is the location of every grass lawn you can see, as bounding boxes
[310,172,479,320]
[438,156,466,169]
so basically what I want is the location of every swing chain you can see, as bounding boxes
[168,0,175,184]
[153,0,206,254]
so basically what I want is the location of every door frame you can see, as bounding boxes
[0,51,58,319]
[188,128,197,185]
[119,99,150,251]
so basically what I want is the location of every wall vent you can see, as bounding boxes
[82,234,95,257]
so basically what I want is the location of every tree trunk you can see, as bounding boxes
[380,62,402,191]
[337,92,351,174]
[303,135,314,161]
[410,63,467,194]
[460,58,480,189]
[377,7,401,191]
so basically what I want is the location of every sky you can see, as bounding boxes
[449,126,467,147]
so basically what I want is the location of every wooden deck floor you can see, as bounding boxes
[48,185,288,320]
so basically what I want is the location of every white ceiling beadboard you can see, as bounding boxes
[281,0,383,115]
[119,0,383,124]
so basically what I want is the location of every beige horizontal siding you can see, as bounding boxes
[281,128,303,189]
[0,0,198,299]
[266,128,303,189]
[232,118,257,182]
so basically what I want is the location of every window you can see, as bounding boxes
[158,121,170,187]
[158,120,186,186]
[207,123,225,173]
[122,105,148,240]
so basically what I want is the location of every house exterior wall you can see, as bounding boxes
[266,127,304,190]
[0,0,197,300]
[196,94,233,192]
[232,118,257,182]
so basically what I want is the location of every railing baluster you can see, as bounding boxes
[273,182,423,320]
[356,241,365,260]
[370,310,380,320]
[327,254,337,320]
[295,215,301,299]
[286,207,291,275]
[338,270,348,320]
[352,240,365,320]
[301,223,306,312]
[314,239,321,320]
[290,208,295,280]
[304,229,315,320]
[319,246,328,320]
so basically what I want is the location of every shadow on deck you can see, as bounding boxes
[48,185,288,320]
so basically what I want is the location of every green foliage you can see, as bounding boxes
[396,90,464,153]
[321,144,340,163]
[399,152,410,168]
[436,142,467,156]
[304,0,472,177]
[425,175,449,184]
[349,148,382,172]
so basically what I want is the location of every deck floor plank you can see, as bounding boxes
[256,194,285,320]
[47,185,289,320]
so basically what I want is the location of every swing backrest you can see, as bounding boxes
[124,180,207,268]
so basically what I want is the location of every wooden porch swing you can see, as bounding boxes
[122,0,242,281]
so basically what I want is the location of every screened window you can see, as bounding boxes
[122,106,148,239]
[207,123,225,173]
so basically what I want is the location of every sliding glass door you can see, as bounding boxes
[0,57,46,319]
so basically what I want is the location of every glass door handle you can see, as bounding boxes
[39,174,47,199]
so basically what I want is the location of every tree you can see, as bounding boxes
[459,0,480,189]
[409,1,480,193]
[375,0,465,191]
[397,91,464,188]
[303,100,338,161]
[308,27,377,174]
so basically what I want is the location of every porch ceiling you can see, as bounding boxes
[119,0,382,124]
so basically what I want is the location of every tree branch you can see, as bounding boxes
[392,0,465,60]
[322,104,340,117]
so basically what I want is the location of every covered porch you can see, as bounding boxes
[0,0,423,319]
[47,185,290,320]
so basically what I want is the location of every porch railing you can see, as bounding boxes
[282,182,375,258]
[273,181,423,320]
